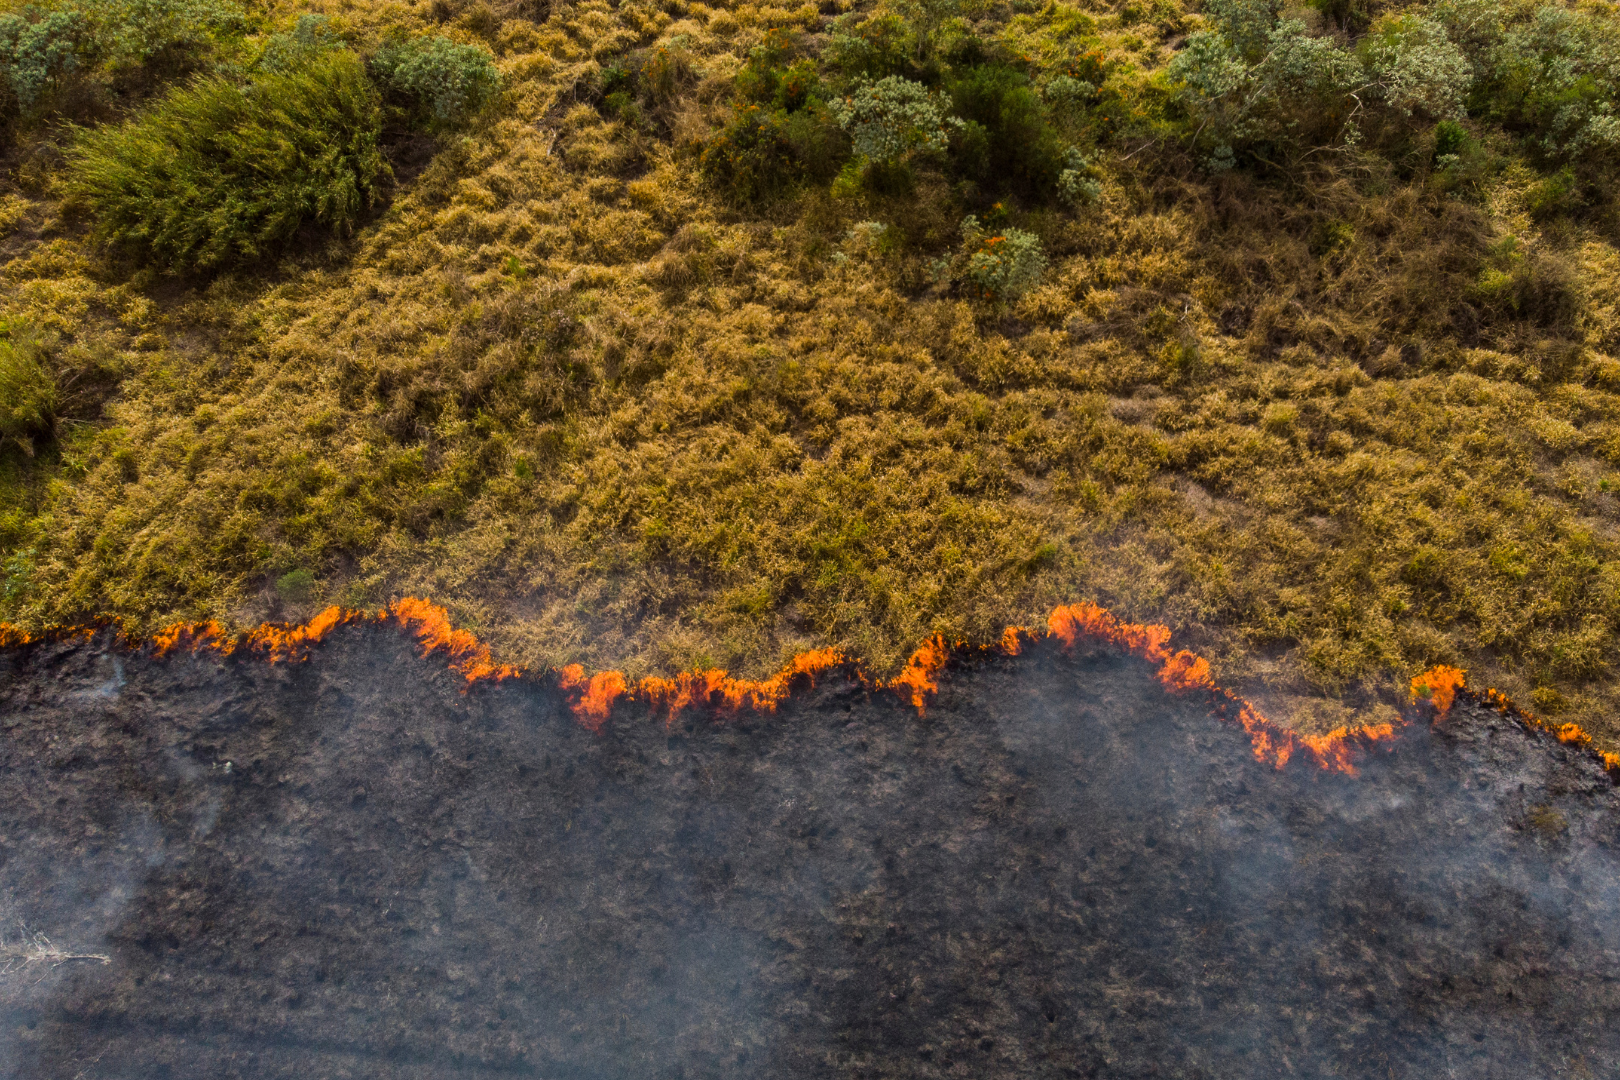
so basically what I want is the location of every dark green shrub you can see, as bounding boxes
[596,61,642,124]
[275,567,315,601]
[1304,0,1375,36]
[736,30,817,111]
[946,64,1067,196]
[371,34,500,131]
[593,39,695,128]
[701,104,845,203]
[1433,118,1468,158]
[702,29,846,203]
[65,49,387,271]
[0,8,93,119]
[1527,167,1585,221]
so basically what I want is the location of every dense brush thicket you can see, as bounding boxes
[0,0,1618,748]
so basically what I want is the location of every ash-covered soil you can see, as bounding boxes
[0,627,1617,1079]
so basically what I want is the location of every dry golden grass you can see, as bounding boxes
[0,0,1618,750]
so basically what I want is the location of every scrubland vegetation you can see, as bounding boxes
[0,0,1617,742]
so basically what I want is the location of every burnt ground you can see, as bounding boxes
[0,626,1617,1079]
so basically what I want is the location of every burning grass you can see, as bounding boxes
[0,0,1618,754]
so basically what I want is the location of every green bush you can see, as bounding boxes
[274,567,315,601]
[594,37,697,128]
[65,48,387,271]
[1490,6,1619,163]
[1170,18,1358,161]
[1433,118,1469,158]
[258,13,343,75]
[945,64,1067,195]
[1056,147,1101,204]
[371,33,500,131]
[828,75,959,165]
[95,0,247,76]
[933,214,1046,301]
[0,328,57,449]
[0,0,247,129]
[1043,74,1094,112]
[0,9,93,118]
[888,0,985,61]
[1357,14,1471,124]
[735,29,817,110]
[1170,0,1477,164]
[823,13,915,81]
[702,31,845,203]
[701,103,845,203]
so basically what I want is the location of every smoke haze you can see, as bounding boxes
[0,624,1616,1078]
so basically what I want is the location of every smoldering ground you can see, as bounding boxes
[0,624,1616,1079]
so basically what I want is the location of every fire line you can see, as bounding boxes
[2,599,1616,783]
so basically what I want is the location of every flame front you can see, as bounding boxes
[1043,603,1401,775]
[4,598,1616,784]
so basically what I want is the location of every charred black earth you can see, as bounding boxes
[1,626,1618,1079]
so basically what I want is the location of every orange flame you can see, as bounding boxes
[999,626,1023,656]
[152,620,232,657]
[558,666,628,732]
[632,646,846,724]
[243,605,363,661]
[389,598,519,682]
[1411,665,1466,719]
[1463,682,1619,784]
[893,634,949,712]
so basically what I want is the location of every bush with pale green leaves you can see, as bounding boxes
[258,14,344,76]
[94,0,246,71]
[0,9,92,116]
[828,75,960,165]
[946,214,1047,301]
[0,0,246,128]
[1438,0,1620,162]
[371,34,501,131]
[1175,0,1620,166]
